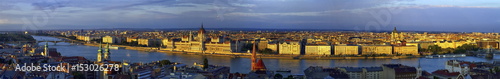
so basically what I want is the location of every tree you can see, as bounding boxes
[7,59,13,64]
[41,59,48,63]
[203,58,208,70]
[494,67,500,73]
[454,44,481,54]
[159,60,171,67]
[67,36,77,40]
[91,38,102,43]
[128,41,139,46]
[274,74,283,79]
[428,45,442,54]
[119,41,129,45]
[0,58,4,63]
[284,75,294,79]
[72,72,85,79]
[258,48,275,54]
[242,43,254,51]
[442,48,455,54]
[419,48,427,52]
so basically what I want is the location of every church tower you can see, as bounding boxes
[104,43,111,61]
[416,59,422,78]
[97,43,103,62]
[43,41,48,56]
[189,31,193,42]
[391,27,399,42]
[251,41,257,71]
[198,23,206,53]
[251,41,267,71]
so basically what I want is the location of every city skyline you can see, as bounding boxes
[1,0,500,32]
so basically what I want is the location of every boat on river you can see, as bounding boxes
[109,46,125,49]
[425,54,466,58]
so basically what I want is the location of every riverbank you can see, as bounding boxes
[0,33,36,42]
[82,43,422,60]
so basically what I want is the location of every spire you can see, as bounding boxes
[98,43,103,53]
[105,43,110,52]
[43,41,48,56]
[392,27,398,33]
[252,41,256,62]
[198,23,206,34]
[189,31,193,41]
[44,41,48,49]
[97,43,103,62]
[251,41,257,71]
[416,59,422,78]
[104,43,111,61]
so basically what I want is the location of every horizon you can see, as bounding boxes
[1,0,500,32]
[7,27,495,33]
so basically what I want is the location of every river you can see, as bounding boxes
[32,35,500,74]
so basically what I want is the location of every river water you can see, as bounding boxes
[32,36,500,74]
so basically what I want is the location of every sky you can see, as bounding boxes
[0,0,500,32]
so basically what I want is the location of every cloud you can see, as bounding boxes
[2,0,500,32]
[396,5,500,9]
[0,3,15,11]
[225,9,357,17]
[227,11,323,16]
[426,5,498,8]
[31,1,67,11]
[0,19,8,24]
[101,0,168,10]
[135,3,214,15]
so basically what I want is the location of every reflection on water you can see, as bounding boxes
[32,36,500,74]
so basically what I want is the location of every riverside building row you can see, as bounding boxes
[65,26,500,56]
[270,41,420,55]
[71,26,422,55]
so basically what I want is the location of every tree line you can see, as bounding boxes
[420,44,481,55]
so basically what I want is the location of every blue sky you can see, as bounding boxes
[0,0,499,32]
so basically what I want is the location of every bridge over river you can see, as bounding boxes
[10,40,84,46]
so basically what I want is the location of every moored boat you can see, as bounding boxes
[109,46,125,49]
[425,54,466,58]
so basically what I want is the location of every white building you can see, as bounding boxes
[102,36,122,44]
[138,38,160,47]
[279,41,302,55]
[305,44,331,55]
[334,45,360,55]
[445,60,471,75]
[361,45,392,55]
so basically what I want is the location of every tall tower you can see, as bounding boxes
[415,59,422,78]
[251,41,257,71]
[97,43,103,62]
[43,41,48,56]
[391,27,399,42]
[104,43,111,61]
[198,23,206,52]
[251,41,267,71]
[189,31,193,42]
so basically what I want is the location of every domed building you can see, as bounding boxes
[161,23,244,53]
